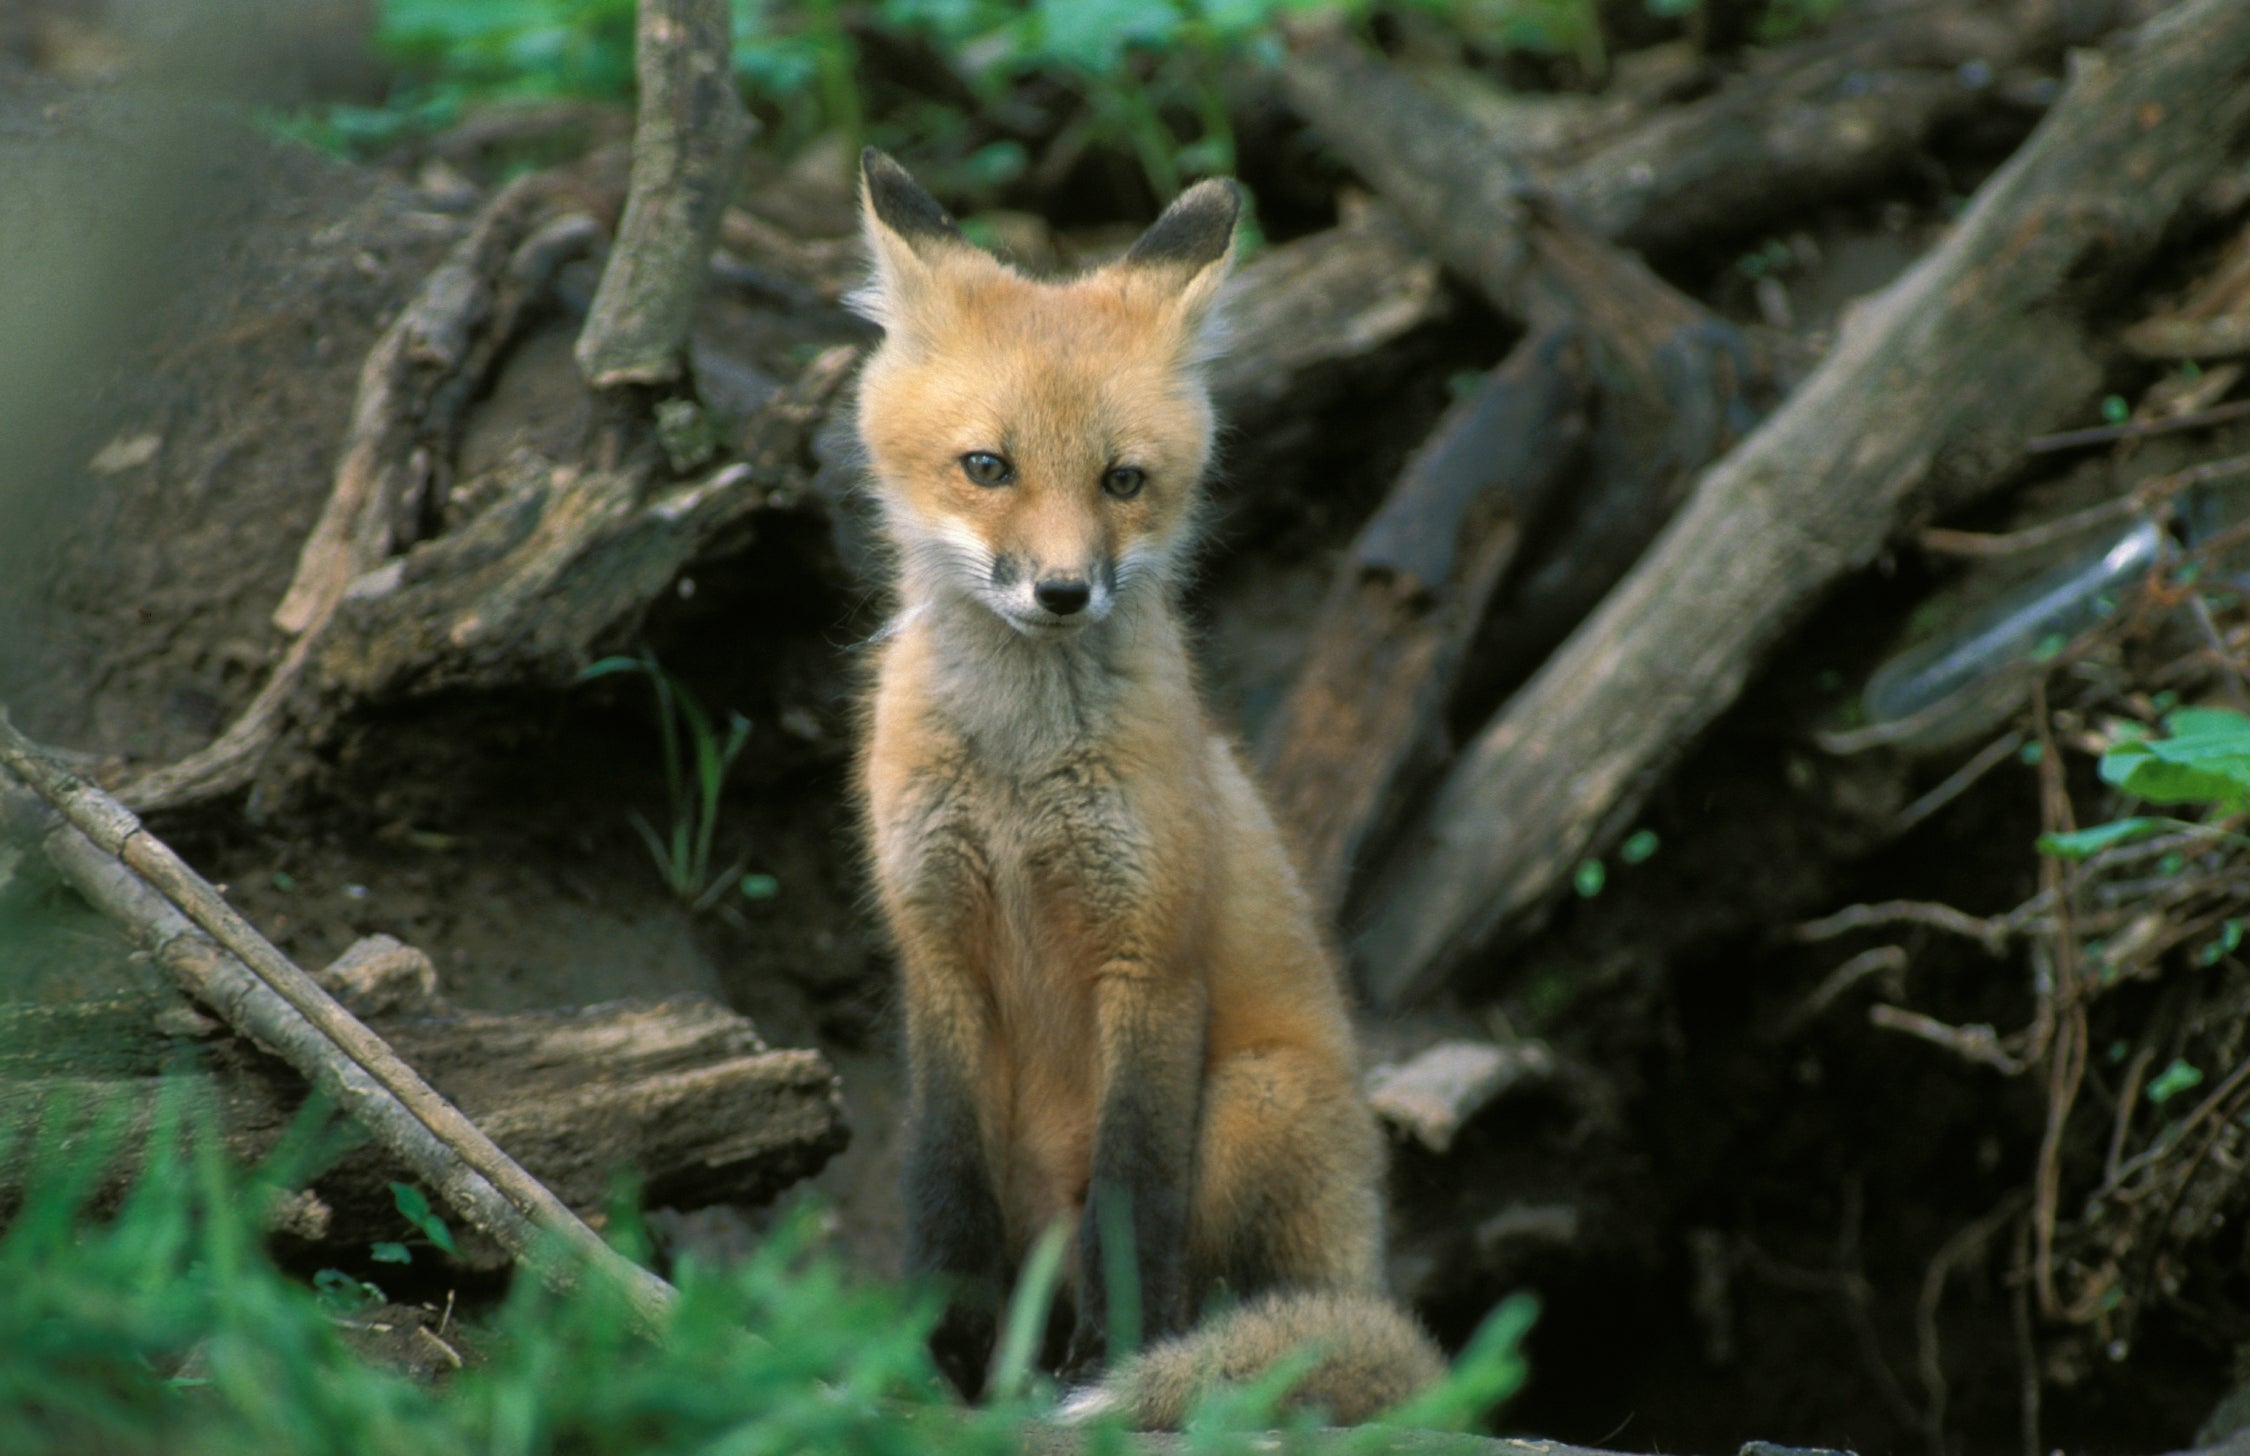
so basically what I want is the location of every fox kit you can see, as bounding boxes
[852,149,1441,1426]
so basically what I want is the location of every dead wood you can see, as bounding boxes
[313,345,854,706]
[1255,328,1587,910]
[1269,51,1778,906]
[1207,198,1450,428]
[0,983,846,1260]
[575,0,752,389]
[1352,0,2250,1008]
[2123,216,2250,359]
[1550,0,2053,258]
[119,181,599,815]
[0,720,679,1327]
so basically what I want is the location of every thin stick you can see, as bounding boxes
[2026,396,2250,454]
[1894,731,2027,834]
[0,714,677,1332]
[1794,899,2014,955]
[2028,681,2088,1318]
[1867,1006,2027,1074]
[1918,498,2142,558]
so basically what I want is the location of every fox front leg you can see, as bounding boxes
[880,760,1008,1399]
[903,1004,1008,1400]
[1064,964,1208,1382]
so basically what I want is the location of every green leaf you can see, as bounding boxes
[390,1180,431,1224]
[1620,829,1660,865]
[369,1242,412,1265]
[1573,859,1606,897]
[740,873,780,901]
[2036,818,2170,860]
[576,654,648,682]
[312,1267,385,1311]
[1033,0,1178,72]
[2146,1058,2204,1105]
[989,1220,1069,1402]
[2099,707,2250,809]
[389,1180,457,1254]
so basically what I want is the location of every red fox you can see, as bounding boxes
[851,148,1443,1427]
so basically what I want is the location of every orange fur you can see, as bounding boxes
[852,150,1431,1424]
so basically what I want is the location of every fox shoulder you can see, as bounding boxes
[1058,1290,1445,1430]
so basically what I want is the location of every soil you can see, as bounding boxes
[0,48,2235,1456]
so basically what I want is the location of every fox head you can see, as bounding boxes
[851,148,1238,639]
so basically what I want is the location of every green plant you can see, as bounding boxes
[579,651,762,910]
[2038,707,2250,860]
[0,1085,1536,1454]
[372,1180,460,1265]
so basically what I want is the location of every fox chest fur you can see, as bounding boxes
[863,604,1221,1239]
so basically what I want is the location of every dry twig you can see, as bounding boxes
[0,713,678,1333]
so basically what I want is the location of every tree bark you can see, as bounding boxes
[0,989,847,1261]
[1351,0,2250,1008]
[575,0,752,388]
[1256,328,1588,911]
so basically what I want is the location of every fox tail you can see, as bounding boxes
[1057,1289,1445,1431]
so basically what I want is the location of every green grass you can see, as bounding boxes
[0,1084,1535,1454]
[579,651,765,911]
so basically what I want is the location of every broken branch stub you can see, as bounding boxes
[1353,0,2250,1008]
[576,0,753,389]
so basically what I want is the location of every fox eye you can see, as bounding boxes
[1102,465,1146,500]
[960,451,1013,487]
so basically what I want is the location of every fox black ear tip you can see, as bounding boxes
[1125,178,1243,270]
[862,150,960,241]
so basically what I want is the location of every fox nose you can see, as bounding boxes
[1034,577,1091,616]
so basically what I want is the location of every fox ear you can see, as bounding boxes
[1121,177,1240,343]
[854,148,968,333]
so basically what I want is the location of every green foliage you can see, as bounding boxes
[2098,706,2250,810]
[391,1180,461,1256]
[2037,817,2175,861]
[277,0,1863,199]
[380,0,640,102]
[579,651,762,910]
[0,1087,1536,1454]
[2038,708,2250,861]
[2145,1057,2204,1105]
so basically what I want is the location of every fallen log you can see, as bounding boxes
[1255,327,1587,910]
[1549,0,2058,258]
[1352,0,2250,1008]
[0,988,847,1262]
[1269,50,1779,906]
